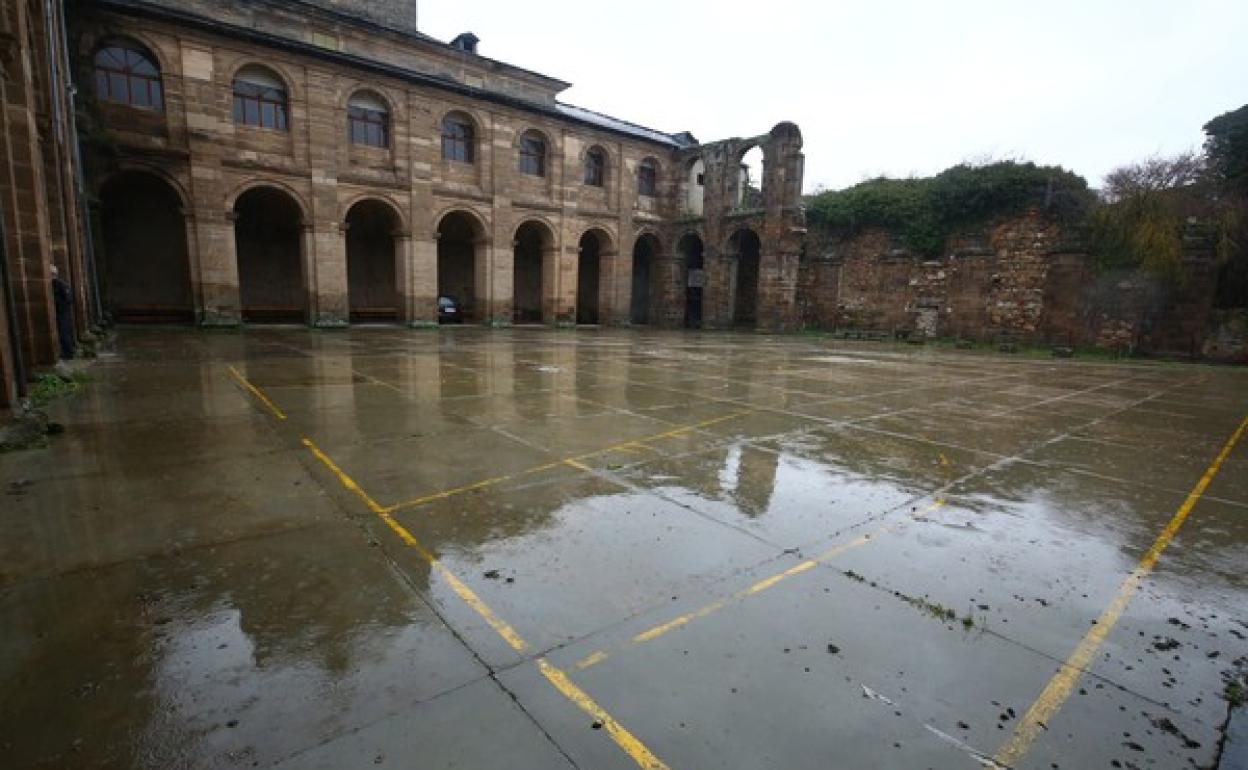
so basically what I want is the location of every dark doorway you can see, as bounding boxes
[730,228,761,327]
[437,211,481,322]
[577,231,603,325]
[678,233,705,329]
[345,200,398,322]
[234,187,305,323]
[513,221,550,324]
[631,234,658,324]
[98,171,193,323]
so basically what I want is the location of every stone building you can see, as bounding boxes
[0,0,807,408]
[0,0,91,410]
[75,0,806,330]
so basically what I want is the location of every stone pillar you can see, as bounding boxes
[310,222,346,327]
[408,232,437,327]
[654,254,684,327]
[601,243,625,325]
[487,240,513,326]
[199,210,241,326]
[551,241,572,326]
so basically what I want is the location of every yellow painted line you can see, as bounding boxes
[537,658,672,770]
[228,365,287,420]
[384,514,531,654]
[303,438,386,514]
[382,474,516,513]
[385,409,753,513]
[573,500,945,669]
[574,650,610,670]
[565,458,594,472]
[993,414,1248,768]
[303,439,671,769]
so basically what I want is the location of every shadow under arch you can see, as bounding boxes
[437,209,488,323]
[234,185,306,323]
[97,169,193,323]
[344,198,402,322]
[513,219,556,324]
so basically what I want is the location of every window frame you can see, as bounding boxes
[440,114,475,163]
[584,148,606,187]
[93,44,163,110]
[519,133,546,177]
[348,104,389,148]
[232,69,289,132]
[638,159,658,197]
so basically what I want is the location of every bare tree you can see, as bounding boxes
[1101,151,1205,202]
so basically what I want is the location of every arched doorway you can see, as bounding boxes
[98,170,193,323]
[729,228,761,327]
[631,233,659,324]
[234,186,305,323]
[437,211,484,323]
[513,220,553,324]
[678,233,705,329]
[738,146,764,209]
[345,199,399,322]
[577,230,608,325]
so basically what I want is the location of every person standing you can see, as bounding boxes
[50,264,74,360]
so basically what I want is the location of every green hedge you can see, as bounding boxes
[806,162,1093,256]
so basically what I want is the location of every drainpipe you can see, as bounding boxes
[0,204,28,399]
[49,0,102,325]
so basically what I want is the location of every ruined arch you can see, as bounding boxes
[576,227,615,325]
[233,185,306,323]
[344,198,401,322]
[513,219,556,323]
[737,145,765,209]
[727,227,762,327]
[437,208,488,323]
[677,231,706,329]
[685,156,706,216]
[97,169,193,323]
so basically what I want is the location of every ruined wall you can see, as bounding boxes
[798,211,1237,358]
[800,211,1073,341]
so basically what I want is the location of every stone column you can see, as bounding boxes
[310,222,347,327]
[552,241,572,326]
[198,209,241,326]
[408,231,437,327]
[487,239,514,326]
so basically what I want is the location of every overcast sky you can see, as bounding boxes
[419,0,1248,194]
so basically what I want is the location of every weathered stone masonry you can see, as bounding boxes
[799,210,1243,358]
[73,0,807,333]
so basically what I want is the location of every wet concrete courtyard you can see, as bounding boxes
[2,327,1246,770]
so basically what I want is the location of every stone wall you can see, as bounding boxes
[800,211,1076,342]
[798,212,1240,360]
[0,0,93,408]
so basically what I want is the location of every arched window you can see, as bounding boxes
[519,131,546,177]
[584,147,606,187]
[441,113,474,163]
[232,65,288,131]
[638,158,658,197]
[93,42,163,109]
[348,91,389,148]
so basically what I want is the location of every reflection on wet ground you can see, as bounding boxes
[1,327,1245,770]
